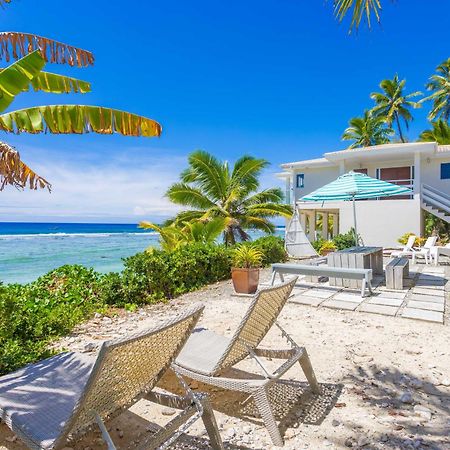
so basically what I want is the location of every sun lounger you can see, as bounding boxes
[431,243,450,266]
[411,236,438,264]
[0,305,224,450]
[391,235,416,259]
[270,263,373,297]
[172,278,320,446]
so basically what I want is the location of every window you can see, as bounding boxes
[441,163,450,179]
[296,173,304,188]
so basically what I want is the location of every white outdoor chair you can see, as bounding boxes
[412,236,438,265]
[0,305,224,450]
[172,278,320,447]
[391,235,416,259]
[431,242,450,266]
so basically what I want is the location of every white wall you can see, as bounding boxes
[421,155,450,194]
[293,166,340,199]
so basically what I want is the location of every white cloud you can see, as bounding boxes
[0,146,186,222]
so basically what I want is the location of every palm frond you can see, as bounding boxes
[241,188,285,206]
[230,155,268,193]
[0,142,50,191]
[29,71,91,94]
[247,203,293,218]
[0,105,162,136]
[418,120,450,145]
[166,183,217,209]
[333,0,382,30]
[0,32,94,67]
[0,50,45,112]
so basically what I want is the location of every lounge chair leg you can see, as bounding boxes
[299,349,321,395]
[270,270,277,286]
[199,394,225,450]
[253,387,284,447]
[361,279,366,298]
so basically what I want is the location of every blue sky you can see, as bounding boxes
[1,0,449,223]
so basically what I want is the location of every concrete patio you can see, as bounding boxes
[267,262,448,324]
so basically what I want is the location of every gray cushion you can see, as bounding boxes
[0,352,95,449]
[175,328,230,376]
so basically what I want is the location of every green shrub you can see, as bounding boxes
[332,229,357,250]
[251,236,287,266]
[312,237,325,253]
[0,265,104,375]
[319,240,337,255]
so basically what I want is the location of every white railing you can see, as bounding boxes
[422,183,450,215]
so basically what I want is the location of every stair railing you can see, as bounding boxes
[421,183,450,215]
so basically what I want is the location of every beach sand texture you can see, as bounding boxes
[1,269,449,450]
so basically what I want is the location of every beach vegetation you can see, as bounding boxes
[342,110,394,148]
[418,120,450,145]
[232,245,264,269]
[370,75,422,143]
[318,240,337,255]
[161,150,292,245]
[421,58,450,121]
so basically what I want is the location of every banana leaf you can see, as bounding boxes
[28,71,91,94]
[0,105,162,136]
[0,50,45,112]
[0,32,94,67]
[0,142,51,191]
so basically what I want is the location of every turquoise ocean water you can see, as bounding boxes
[0,222,283,285]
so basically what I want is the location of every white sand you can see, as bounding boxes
[1,269,449,450]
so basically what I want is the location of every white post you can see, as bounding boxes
[285,177,291,205]
[332,213,339,237]
[352,196,359,246]
[300,212,307,231]
[308,211,316,241]
[414,152,421,199]
[322,212,329,240]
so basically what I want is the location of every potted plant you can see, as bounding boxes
[319,240,337,256]
[231,244,263,294]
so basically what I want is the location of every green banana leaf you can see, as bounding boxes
[0,105,162,136]
[0,50,45,112]
[29,71,91,94]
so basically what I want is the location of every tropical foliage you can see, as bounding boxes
[163,150,292,245]
[232,244,264,268]
[333,0,382,30]
[418,120,450,145]
[370,75,421,143]
[139,217,226,251]
[421,58,450,121]
[342,110,393,148]
[0,31,161,191]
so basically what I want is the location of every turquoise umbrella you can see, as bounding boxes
[301,170,413,244]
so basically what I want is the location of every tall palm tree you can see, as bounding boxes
[164,151,292,245]
[370,75,422,143]
[0,32,161,191]
[418,120,450,145]
[342,110,393,148]
[333,0,382,30]
[421,58,450,121]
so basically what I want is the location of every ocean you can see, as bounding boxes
[0,222,283,285]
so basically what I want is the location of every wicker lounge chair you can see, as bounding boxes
[172,278,320,446]
[0,305,224,450]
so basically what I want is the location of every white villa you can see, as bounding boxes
[278,142,450,247]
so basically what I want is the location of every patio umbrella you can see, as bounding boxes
[300,170,413,245]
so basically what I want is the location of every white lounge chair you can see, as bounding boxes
[0,305,224,450]
[412,236,438,265]
[391,235,416,259]
[431,242,450,266]
[172,278,320,447]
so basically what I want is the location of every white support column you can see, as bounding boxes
[332,213,339,237]
[308,211,316,241]
[285,176,291,205]
[414,152,421,199]
[322,212,329,240]
[300,212,307,231]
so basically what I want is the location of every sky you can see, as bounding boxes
[1,0,449,223]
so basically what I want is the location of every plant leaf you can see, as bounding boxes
[0,141,51,191]
[0,105,162,137]
[0,50,45,112]
[0,32,94,67]
[29,71,91,94]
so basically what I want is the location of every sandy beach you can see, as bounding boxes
[1,269,449,450]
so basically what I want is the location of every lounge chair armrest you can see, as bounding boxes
[253,347,298,359]
[145,390,196,410]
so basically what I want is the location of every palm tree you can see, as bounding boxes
[0,32,161,191]
[164,151,292,245]
[333,0,382,30]
[421,58,450,121]
[370,75,422,143]
[139,217,226,251]
[418,120,450,145]
[342,110,393,148]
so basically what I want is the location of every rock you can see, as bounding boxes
[323,440,333,446]
[94,312,102,319]
[242,425,252,434]
[332,419,340,427]
[357,436,370,447]
[285,428,296,440]
[225,428,236,440]
[399,392,413,404]
[82,342,97,353]
[380,434,389,443]
[344,437,354,447]
[161,407,176,416]
[413,405,432,421]
[409,378,423,389]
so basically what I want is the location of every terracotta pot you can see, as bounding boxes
[231,267,260,294]
[320,249,335,256]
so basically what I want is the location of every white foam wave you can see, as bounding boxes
[0,231,159,240]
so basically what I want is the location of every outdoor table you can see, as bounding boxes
[327,246,383,289]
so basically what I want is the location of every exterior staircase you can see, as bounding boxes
[421,184,450,223]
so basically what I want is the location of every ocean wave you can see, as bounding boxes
[0,231,159,240]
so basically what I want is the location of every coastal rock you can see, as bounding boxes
[399,392,413,404]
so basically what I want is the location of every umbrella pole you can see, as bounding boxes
[352,196,358,246]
